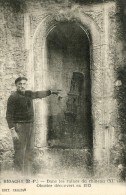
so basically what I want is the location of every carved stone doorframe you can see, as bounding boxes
[27,7,116,166]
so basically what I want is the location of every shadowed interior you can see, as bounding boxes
[46,22,93,149]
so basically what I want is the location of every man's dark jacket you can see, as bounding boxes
[6,90,51,129]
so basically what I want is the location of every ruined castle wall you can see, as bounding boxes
[0,0,125,178]
[0,1,26,170]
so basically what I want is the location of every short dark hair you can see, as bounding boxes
[15,77,28,84]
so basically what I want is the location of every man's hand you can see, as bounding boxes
[51,90,60,95]
[10,127,19,141]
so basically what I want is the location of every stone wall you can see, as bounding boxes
[0,0,26,171]
[0,0,126,179]
[110,0,126,179]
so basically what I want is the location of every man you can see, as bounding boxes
[6,76,58,174]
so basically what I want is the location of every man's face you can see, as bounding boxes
[16,80,27,92]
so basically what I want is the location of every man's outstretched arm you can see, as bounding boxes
[31,90,59,99]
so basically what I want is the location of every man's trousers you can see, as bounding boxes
[13,123,33,174]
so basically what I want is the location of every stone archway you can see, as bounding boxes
[27,9,116,175]
[31,10,102,155]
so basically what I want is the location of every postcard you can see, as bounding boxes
[0,0,126,195]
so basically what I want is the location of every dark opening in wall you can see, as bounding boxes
[46,22,93,149]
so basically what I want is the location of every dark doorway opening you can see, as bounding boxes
[46,22,93,149]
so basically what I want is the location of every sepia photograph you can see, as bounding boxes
[0,0,126,195]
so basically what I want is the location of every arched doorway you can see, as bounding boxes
[31,12,103,176]
[46,22,93,149]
